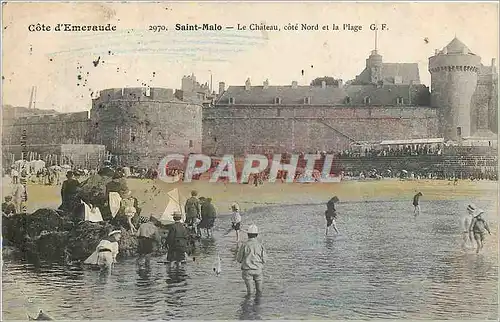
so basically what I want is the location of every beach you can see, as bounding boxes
[2,177,497,215]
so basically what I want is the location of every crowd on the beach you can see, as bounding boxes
[337,144,443,158]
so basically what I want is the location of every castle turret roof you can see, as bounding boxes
[442,37,474,55]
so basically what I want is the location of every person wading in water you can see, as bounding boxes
[95,230,122,275]
[461,204,476,250]
[166,212,189,269]
[231,203,242,242]
[325,196,340,236]
[469,209,491,254]
[185,190,201,237]
[136,216,161,268]
[413,192,423,217]
[200,198,217,238]
[236,224,267,296]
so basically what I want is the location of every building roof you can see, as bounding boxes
[381,63,420,84]
[216,83,430,106]
[355,63,420,85]
[440,37,474,55]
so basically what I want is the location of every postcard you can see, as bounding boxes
[1,2,498,321]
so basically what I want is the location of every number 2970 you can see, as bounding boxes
[149,25,167,32]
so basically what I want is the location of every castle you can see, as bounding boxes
[2,37,498,167]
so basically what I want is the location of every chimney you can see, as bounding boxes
[435,49,439,55]
[218,82,225,95]
[492,58,496,73]
[245,78,251,91]
[263,79,269,90]
[321,80,326,89]
[338,79,343,88]
[291,81,298,89]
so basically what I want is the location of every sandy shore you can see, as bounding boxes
[2,177,497,215]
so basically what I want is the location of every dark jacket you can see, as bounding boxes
[60,178,80,212]
[185,197,200,220]
[326,198,337,218]
[201,201,217,219]
[167,222,189,250]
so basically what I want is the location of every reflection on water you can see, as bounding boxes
[2,200,498,320]
[238,295,262,320]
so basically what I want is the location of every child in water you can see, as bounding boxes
[325,196,340,236]
[231,203,242,242]
[413,192,423,217]
[469,209,491,254]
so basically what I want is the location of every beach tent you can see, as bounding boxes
[153,188,186,225]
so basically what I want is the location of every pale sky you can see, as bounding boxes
[2,2,498,112]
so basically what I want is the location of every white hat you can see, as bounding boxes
[246,224,259,234]
[108,230,122,237]
[466,203,477,212]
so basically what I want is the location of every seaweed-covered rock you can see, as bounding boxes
[67,221,113,260]
[32,231,70,259]
[78,174,112,206]
[26,208,66,236]
[67,221,140,261]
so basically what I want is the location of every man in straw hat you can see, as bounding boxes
[166,212,189,268]
[461,203,477,250]
[136,216,161,268]
[325,196,340,236]
[469,208,491,254]
[96,230,122,274]
[236,224,267,296]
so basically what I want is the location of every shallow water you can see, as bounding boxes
[2,200,498,320]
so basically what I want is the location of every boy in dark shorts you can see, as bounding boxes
[325,196,340,236]
[413,192,423,217]
[231,203,242,242]
[136,216,161,268]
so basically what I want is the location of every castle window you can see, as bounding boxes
[130,128,137,143]
[275,97,282,105]
[189,140,193,148]
[229,97,235,104]
[363,96,371,105]
[303,97,311,105]
[345,96,352,104]
[457,127,462,137]
[396,97,404,105]
[277,109,281,117]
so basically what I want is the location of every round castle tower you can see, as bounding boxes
[90,87,202,167]
[429,37,481,141]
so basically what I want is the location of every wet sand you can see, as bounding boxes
[2,177,497,215]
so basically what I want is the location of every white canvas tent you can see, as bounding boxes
[153,188,186,225]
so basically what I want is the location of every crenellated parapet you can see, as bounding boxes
[93,87,176,103]
[429,65,479,73]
